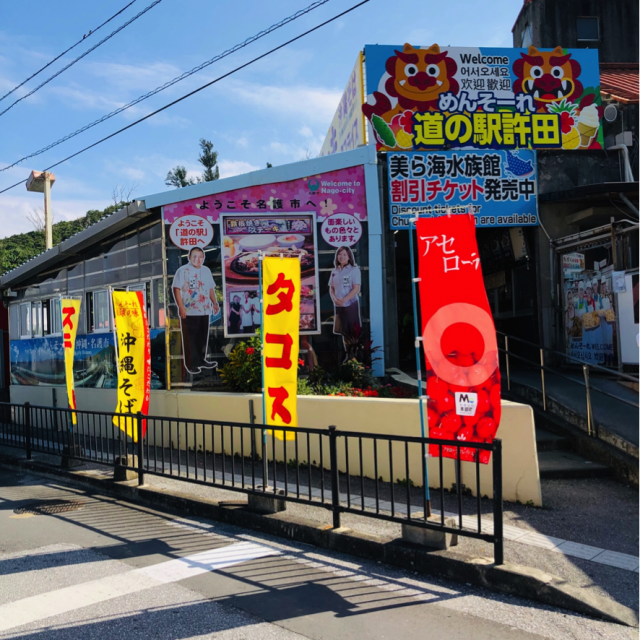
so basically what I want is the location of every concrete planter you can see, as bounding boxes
[10,385,542,505]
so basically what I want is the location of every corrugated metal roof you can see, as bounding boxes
[600,63,639,105]
[0,200,150,289]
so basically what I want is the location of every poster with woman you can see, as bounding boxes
[329,246,362,351]
[172,246,220,374]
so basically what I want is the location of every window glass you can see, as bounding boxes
[9,304,20,340]
[51,298,62,334]
[577,17,599,40]
[521,23,533,47]
[154,278,165,328]
[86,292,94,332]
[20,303,31,337]
[94,290,110,331]
[43,300,50,334]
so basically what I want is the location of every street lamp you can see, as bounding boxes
[26,170,56,250]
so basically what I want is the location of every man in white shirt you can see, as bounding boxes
[172,247,219,374]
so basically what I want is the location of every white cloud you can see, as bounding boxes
[0,194,110,238]
[218,159,260,178]
[83,60,183,92]
[224,80,342,124]
[299,125,313,138]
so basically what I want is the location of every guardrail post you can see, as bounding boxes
[540,349,546,411]
[492,438,503,565]
[583,364,593,437]
[136,411,144,486]
[328,425,341,529]
[24,402,32,460]
[504,336,511,391]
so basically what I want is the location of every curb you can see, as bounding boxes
[1,453,637,628]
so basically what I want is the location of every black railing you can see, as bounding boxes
[0,401,504,564]
[498,331,638,438]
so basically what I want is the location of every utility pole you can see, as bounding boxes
[26,170,56,250]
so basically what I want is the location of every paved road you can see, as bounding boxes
[0,468,632,640]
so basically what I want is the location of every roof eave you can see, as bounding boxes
[1,200,150,289]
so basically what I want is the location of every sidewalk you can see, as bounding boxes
[1,444,637,614]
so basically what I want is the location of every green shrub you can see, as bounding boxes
[219,331,262,393]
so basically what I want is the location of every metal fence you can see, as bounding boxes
[0,401,504,564]
[499,331,639,438]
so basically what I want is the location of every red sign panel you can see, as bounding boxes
[417,214,501,464]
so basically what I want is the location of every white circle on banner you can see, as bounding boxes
[321,213,362,247]
[169,214,214,250]
[423,302,498,386]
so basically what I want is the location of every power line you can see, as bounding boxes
[0,0,370,196]
[0,0,163,119]
[0,0,139,104]
[0,0,330,173]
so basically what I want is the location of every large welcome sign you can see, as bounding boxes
[364,44,602,152]
[417,214,502,464]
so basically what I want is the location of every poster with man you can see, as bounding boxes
[172,246,220,374]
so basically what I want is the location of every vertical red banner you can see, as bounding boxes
[416,214,501,464]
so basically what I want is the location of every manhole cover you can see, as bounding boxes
[14,500,84,516]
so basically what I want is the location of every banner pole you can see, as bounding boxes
[409,216,431,514]
[258,252,268,489]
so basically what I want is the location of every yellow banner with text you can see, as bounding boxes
[262,257,301,440]
[112,291,151,441]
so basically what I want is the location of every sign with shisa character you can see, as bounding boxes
[363,44,603,152]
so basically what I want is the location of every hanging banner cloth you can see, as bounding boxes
[416,214,502,464]
[112,291,151,441]
[61,299,81,426]
[262,256,301,441]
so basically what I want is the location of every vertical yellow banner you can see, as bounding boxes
[112,291,151,441]
[262,257,300,440]
[61,299,81,425]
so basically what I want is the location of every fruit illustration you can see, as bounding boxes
[395,129,414,149]
[547,98,580,149]
[371,114,396,147]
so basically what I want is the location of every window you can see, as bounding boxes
[521,23,533,48]
[31,301,43,337]
[19,303,31,338]
[128,282,153,326]
[86,290,111,332]
[44,298,62,335]
[577,17,599,41]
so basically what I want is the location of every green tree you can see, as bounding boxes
[165,165,196,189]
[198,138,220,182]
[266,162,273,168]
[0,203,122,276]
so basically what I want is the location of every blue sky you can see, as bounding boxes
[0,0,521,237]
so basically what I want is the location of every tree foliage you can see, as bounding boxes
[165,165,196,189]
[198,138,219,182]
[165,138,220,188]
[0,203,123,276]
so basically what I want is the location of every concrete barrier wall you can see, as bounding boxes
[9,385,542,505]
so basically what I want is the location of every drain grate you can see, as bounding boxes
[14,500,84,516]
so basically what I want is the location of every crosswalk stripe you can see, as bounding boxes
[0,541,280,632]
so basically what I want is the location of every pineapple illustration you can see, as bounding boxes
[548,99,580,150]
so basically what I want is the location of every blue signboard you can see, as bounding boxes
[387,149,538,229]
[10,330,166,389]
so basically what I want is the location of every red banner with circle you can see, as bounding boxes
[417,214,501,464]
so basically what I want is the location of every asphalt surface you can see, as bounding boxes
[0,467,634,640]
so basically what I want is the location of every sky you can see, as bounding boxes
[0,0,521,237]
